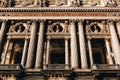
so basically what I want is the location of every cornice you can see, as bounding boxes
[0,7,120,12]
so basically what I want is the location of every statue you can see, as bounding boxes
[0,0,7,7]
[70,0,79,7]
[89,0,100,6]
[105,0,118,7]
[34,0,42,7]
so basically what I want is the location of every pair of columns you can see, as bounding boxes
[108,20,120,64]
[87,38,114,66]
[70,19,120,68]
[70,20,88,69]
[45,19,87,69]
[25,20,45,68]
[45,37,69,67]
[87,20,120,66]
[1,19,120,69]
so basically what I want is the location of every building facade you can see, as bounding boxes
[0,0,120,80]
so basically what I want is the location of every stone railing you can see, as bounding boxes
[92,64,120,70]
[43,64,70,70]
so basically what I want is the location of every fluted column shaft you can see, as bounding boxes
[35,20,45,68]
[46,37,50,65]
[116,20,120,39]
[21,38,29,66]
[70,20,78,68]
[78,20,88,68]
[26,20,37,68]
[88,38,93,66]
[105,39,113,64]
[1,38,10,64]
[109,20,120,64]
[65,37,69,66]
[0,20,7,52]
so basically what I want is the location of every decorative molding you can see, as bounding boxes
[0,7,120,12]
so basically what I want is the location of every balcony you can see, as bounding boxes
[43,64,72,76]
[92,64,120,74]
[0,64,23,74]
[43,64,70,70]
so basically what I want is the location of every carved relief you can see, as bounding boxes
[70,0,79,7]
[0,0,119,7]
[105,0,118,7]
[14,0,34,7]
[47,21,68,33]
[89,0,100,6]
[47,0,67,6]
[0,0,7,7]
[114,0,120,5]
[9,21,30,33]
[86,21,109,33]
[82,0,100,6]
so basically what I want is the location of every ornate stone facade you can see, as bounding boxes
[0,0,120,80]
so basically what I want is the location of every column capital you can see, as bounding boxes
[47,36,51,40]
[64,21,69,24]
[105,38,110,41]
[77,19,84,23]
[1,19,7,23]
[107,19,114,24]
[116,19,120,24]
[65,36,69,40]
[27,21,31,25]
[25,36,29,40]
[38,19,46,23]
[69,19,76,24]
[7,36,11,40]
[31,19,38,22]
[87,37,92,40]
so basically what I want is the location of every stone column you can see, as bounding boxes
[35,20,45,68]
[0,20,7,52]
[105,39,113,64]
[65,37,69,67]
[26,20,37,68]
[116,20,120,39]
[46,37,50,65]
[21,38,29,67]
[1,38,10,64]
[70,20,78,68]
[87,38,94,66]
[109,20,120,64]
[78,20,88,69]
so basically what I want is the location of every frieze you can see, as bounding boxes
[0,0,119,7]
[0,12,120,17]
[0,12,108,17]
